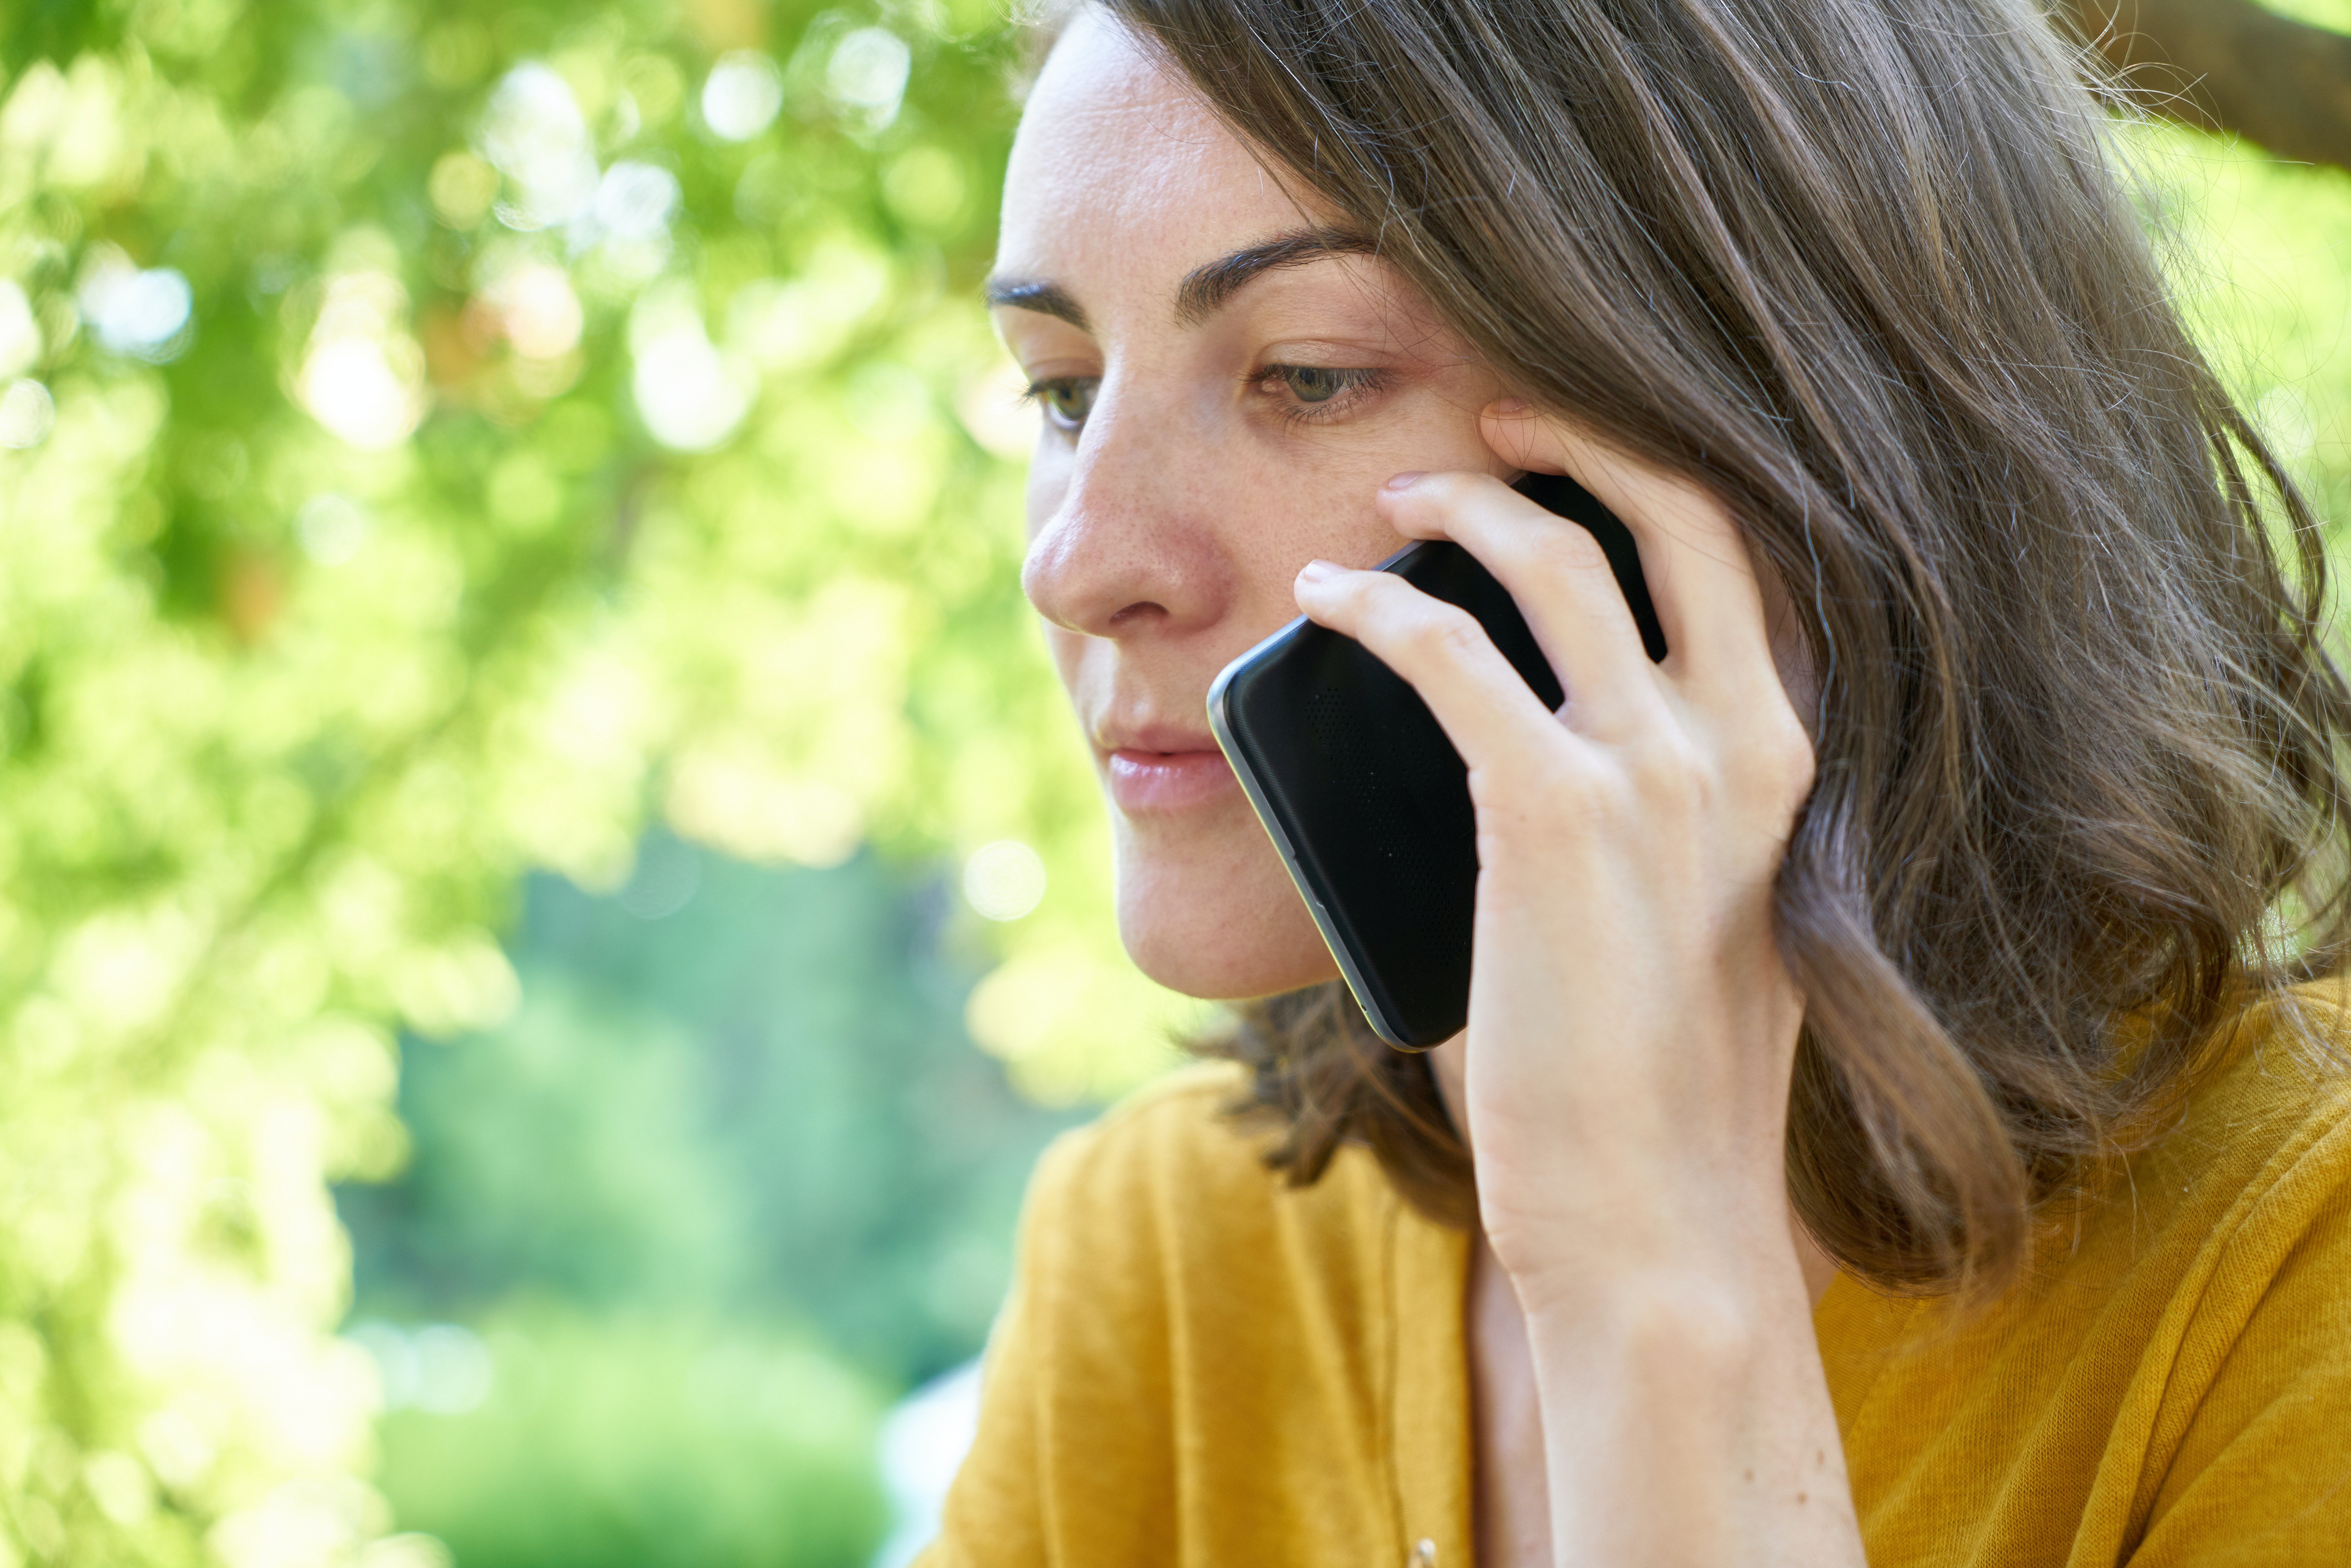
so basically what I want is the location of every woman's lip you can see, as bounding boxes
[1104,747,1237,814]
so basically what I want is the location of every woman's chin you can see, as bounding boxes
[1114,860,1340,1001]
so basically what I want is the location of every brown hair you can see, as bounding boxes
[1086,0,2351,1293]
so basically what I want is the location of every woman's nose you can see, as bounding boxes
[1020,401,1232,641]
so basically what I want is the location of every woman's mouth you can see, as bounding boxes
[1104,746,1237,814]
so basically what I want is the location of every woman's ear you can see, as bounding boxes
[1477,398,1549,474]
[1476,399,1646,509]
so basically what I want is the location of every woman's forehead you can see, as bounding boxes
[997,10,1326,295]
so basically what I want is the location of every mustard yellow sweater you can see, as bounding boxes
[923,991,2351,1566]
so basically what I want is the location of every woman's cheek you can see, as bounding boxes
[1023,440,1070,544]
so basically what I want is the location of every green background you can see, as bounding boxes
[0,0,2344,1564]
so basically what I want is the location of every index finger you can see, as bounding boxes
[1481,401,1774,695]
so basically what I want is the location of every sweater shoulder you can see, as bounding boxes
[2165,980,2351,1189]
[1030,1060,1308,1223]
[1020,1059,1399,1305]
[2043,980,2351,1290]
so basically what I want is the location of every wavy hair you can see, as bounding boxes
[1086,0,2351,1292]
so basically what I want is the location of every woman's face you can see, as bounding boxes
[992,11,1512,1000]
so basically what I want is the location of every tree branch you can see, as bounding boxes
[2061,0,2351,173]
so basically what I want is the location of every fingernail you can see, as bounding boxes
[1488,397,1530,417]
[1382,471,1425,492]
[1296,559,1341,585]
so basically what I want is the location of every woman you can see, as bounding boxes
[932,0,2351,1561]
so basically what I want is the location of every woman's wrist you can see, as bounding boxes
[1477,1154,1808,1311]
[1510,1235,1866,1567]
[1507,1238,1811,1352]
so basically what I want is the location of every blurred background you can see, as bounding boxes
[0,0,2343,1565]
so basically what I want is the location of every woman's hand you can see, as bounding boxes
[1291,400,1860,1566]
[1290,399,1812,1278]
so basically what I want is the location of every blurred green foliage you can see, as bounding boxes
[0,0,2343,1563]
[336,842,1079,1565]
[2143,123,2351,535]
[0,1,1192,1564]
[371,1304,891,1568]
[342,840,1077,1383]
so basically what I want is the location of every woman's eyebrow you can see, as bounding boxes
[983,225,1378,336]
[984,278,1089,330]
[1173,226,1377,326]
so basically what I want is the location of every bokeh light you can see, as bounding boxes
[629,282,754,450]
[78,255,193,362]
[962,840,1047,922]
[702,51,785,142]
[0,378,52,448]
[826,28,913,128]
[298,273,429,448]
[481,64,600,231]
[0,280,39,377]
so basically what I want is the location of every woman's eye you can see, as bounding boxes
[1257,364,1384,418]
[1278,366,1354,404]
[1027,377,1098,431]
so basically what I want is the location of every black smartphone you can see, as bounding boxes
[1206,471,1666,1049]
